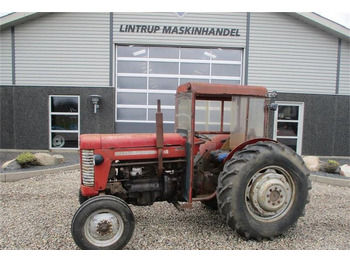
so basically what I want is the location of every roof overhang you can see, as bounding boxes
[0,12,50,30]
[288,12,350,42]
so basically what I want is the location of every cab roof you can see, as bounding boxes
[176,82,268,99]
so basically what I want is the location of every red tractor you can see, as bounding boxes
[71,82,311,249]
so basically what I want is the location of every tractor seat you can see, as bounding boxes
[210,150,230,162]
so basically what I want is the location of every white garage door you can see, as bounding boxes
[115,45,243,127]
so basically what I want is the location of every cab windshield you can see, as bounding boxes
[175,93,266,148]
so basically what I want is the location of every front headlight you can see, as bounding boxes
[94,154,104,165]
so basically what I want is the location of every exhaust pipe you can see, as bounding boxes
[156,100,164,176]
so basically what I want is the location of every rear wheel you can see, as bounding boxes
[217,141,311,240]
[71,195,135,249]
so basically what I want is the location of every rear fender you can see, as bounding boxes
[223,138,277,164]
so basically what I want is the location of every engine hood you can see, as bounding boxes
[80,133,186,149]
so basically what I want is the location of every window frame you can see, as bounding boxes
[49,95,80,150]
[273,101,304,155]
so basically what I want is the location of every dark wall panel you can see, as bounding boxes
[271,93,349,156]
[0,87,15,148]
[1,85,115,150]
[301,94,335,155]
[1,86,349,156]
[334,97,350,156]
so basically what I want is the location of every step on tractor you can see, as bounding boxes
[71,82,311,250]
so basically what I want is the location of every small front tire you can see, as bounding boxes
[71,195,135,250]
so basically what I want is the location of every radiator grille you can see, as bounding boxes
[82,150,95,186]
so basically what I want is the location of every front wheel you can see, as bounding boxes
[217,141,311,240]
[71,195,135,249]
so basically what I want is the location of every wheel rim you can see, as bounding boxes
[52,135,65,148]
[84,209,124,247]
[245,166,296,222]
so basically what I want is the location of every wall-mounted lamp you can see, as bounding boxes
[267,91,278,98]
[89,95,102,114]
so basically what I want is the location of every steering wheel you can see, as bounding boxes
[195,132,212,141]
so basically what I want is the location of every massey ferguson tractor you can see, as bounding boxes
[71,82,311,250]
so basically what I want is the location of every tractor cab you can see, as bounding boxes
[174,82,270,204]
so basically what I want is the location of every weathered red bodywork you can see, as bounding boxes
[80,133,187,196]
[80,133,186,150]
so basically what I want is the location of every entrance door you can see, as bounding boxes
[273,102,304,155]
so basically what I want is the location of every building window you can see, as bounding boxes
[116,45,243,124]
[49,95,80,149]
[273,102,304,155]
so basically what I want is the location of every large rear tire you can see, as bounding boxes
[71,195,135,249]
[217,141,311,240]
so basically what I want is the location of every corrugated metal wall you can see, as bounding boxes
[339,41,350,95]
[0,29,12,85]
[113,12,247,48]
[2,12,348,95]
[248,13,339,94]
[14,12,110,86]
